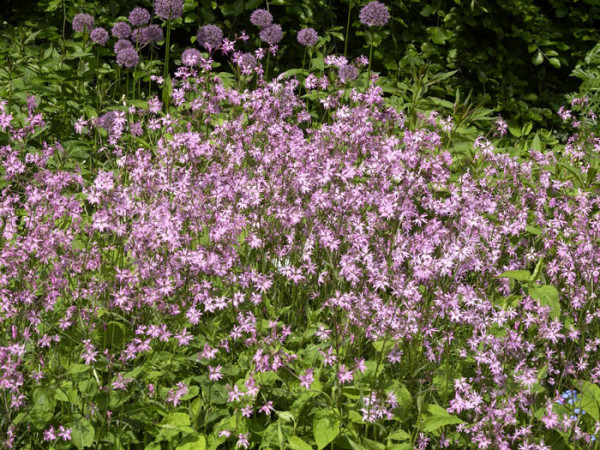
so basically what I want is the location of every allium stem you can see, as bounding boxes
[367,38,374,86]
[344,0,353,57]
[163,18,171,92]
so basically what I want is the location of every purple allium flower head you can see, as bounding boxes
[72,13,94,33]
[141,24,164,44]
[338,64,359,83]
[116,47,139,68]
[96,110,117,130]
[238,53,257,71]
[131,28,143,45]
[196,24,223,50]
[181,48,202,67]
[90,27,109,46]
[114,39,134,54]
[359,1,390,27]
[297,28,319,47]
[250,9,273,28]
[112,21,132,39]
[155,0,184,20]
[129,7,151,27]
[259,23,283,45]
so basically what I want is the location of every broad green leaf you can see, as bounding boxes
[313,410,340,449]
[496,270,531,282]
[576,380,600,422]
[421,404,463,432]
[528,285,560,319]
[71,414,95,449]
[176,435,206,450]
[532,51,543,65]
[67,364,90,375]
[287,435,313,450]
[389,429,411,441]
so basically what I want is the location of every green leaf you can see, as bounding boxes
[313,410,340,449]
[389,429,411,441]
[548,58,561,68]
[576,380,600,422]
[528,285,560,319]
[287,435,313,450]
[421,404,463,432]
[71,414,95,449]
[163,412,191,428]
[67,364,90,375]
[176,435,206,450]
[532,51,543,65]
[496,270,531,282]
[526,226,542,236]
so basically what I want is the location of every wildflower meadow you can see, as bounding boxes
[2,0,600,448]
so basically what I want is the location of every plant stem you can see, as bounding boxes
[344,1,353,57]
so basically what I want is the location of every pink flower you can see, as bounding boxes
[58,426,72,441]
[299,369,314,389]
[259,401,274,415]
[338,364,353,384]
[237,433,250,448]
[209,365,223,382]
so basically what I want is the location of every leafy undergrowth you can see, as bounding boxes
[2,2,600,450]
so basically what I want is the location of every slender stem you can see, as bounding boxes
[265,51,270,81]
[344,1,353,57]
[367,38,374,86]
[163,18,171,82]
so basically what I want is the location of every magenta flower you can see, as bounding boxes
[338,364,353,384]
[141,24,164,44]
[338,64,359,83]
[155,0,184,20]
[196,24,223,50]
[57,426,72,441]
[90,27,109,46]
[297,28,319,47]
[181,48,202,66]
[116,47,139,68]
[250,9,273,28]
[359,1,390,27]
[114,39,134,54]
[299,369,314,389]
[72,13,94,33]
[259,23,283,45]
[208,365,223,381]
[129,7,151,27]
[111,21,132,39]
[237,433,250,449]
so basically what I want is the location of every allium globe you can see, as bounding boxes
[131,28,143,45]
[297,28,319,47]
[72,13,94,33]
[129,7,151,27]
[238,53,257,72]
[359,1,390,27]
[141,25,164,44]
[155,0,184,20]
[196,24,223,50]
[111,21,132,39]
[114,39,134,54]
[90,27,109,46]
[181,48,202,67]
[259,24,283,45]
[338,64,359,83]
[116,47,139,68]
[250,9,273,28]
